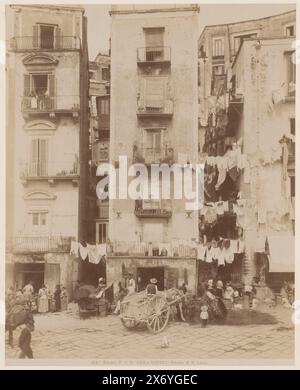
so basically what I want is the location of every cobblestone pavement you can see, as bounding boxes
[6,305,294,365]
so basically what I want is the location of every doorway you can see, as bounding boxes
[137,267,164,291]
[15,262,45,293]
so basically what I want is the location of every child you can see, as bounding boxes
[200,305,209,328]
[215,280,224,299]
[17,320,34,359]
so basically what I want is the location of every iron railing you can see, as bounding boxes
[21,161,79,178]
[10,36,81,51]
[7,236,72,254]
[137,99,173,116]
[137,46,171,63]
[134,199,172,218]
[111,241,194,258]
[22,95,80,112]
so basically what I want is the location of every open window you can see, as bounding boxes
[285,24,295,37]
[32,24,61,50]
[144,27,165,61]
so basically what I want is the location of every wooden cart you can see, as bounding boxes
[120,288,184,334]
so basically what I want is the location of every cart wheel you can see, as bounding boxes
[121,318,140,330]
[147,296,170,334]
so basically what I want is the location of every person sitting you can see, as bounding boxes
[95,277,106,299]
[146,278,158,296]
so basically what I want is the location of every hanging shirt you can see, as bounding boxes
[79,243,88,260]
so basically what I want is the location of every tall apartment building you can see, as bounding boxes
[197,10,295,292]
[6,5,89,297]
[108,4,200,292]
[83,53,111,285]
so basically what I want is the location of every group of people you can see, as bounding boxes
[6,281,68,314]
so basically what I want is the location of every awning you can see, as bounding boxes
[267,234,294,273]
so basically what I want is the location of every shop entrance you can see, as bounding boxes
[137,267,164,291]
[15,262,45,293]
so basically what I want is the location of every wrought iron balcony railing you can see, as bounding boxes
[137,46,171,63]
[137,99,173,117]
[7,236,73,254]
[20,161,79,180]
[22,95,80,114]
[10,36,81,51]
[133,145,174,165]
[134,199,172,218]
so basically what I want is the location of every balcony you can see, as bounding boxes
[22,95,80,117]
[134,199,172,219]
[10,36,81,51]
[92,141,109,164]
[20,161,79,186]
[7,236,72,254]
[137,47,171,65]
[137,99,173,118]
[133,145,174,165]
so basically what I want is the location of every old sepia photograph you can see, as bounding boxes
[3,1,297,367]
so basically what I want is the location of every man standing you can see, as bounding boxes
[146,278,158,295]
[17,320,34,359]
[127,273,136,296]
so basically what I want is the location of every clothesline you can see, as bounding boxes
[70,241,107,264]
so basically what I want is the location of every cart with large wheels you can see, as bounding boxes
[120,288,184,334]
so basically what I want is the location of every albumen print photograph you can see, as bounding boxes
[4,1,296,365]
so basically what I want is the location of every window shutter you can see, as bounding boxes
[32,25,39,48]
[24,74,31,96]
[49,75,55,97]
[39,139,48,175]
[145,77,165,108]
[30,139,39,176]
[55,27,62,49]
[145,28,164,47]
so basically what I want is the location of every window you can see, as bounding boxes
[290,118,295,136]
[287,53,296,96]
[144,27,165,61]
[233,33,258,54]
[290,176,295,197]
[31,212,47,227]
[143,128,164,163]
[40,25,55,49]
[213,37,224,57]
[96,222,108,244]
[32,74,48,96]
[102,67,110,81]
[211,65,226,96]
[30,138,48,176]
[98,98,110,115]
[285,24,295,37]
[144,27,164,48]
[145,77,165,108]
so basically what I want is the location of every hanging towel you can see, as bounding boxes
[70,241,79,256]
[79,243,88,260]
[87,244,100,264]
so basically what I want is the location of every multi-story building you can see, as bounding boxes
[6,5,89,297]
[108,4,200,292]
[83,53,111,285]
[231,37,295,291]
[198,10,296,130]
[197,10,295,293]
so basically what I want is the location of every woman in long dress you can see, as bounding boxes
[38,285,48,313]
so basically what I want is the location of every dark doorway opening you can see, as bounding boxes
[82,260,106,287]
[137,267,164,291]
[40,25,54,49]
[15,262,45,293]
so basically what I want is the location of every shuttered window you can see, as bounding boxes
[30,138,48,176]
[144,27,164,48]
[144,77,165,108]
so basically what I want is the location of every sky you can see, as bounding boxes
[84,3,296,60]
